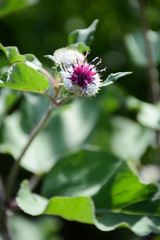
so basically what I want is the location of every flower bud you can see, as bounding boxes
[53,48,84,67]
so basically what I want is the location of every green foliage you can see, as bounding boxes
[0,96,99,173]
[16,149,160,236]
[1,2,160,239]
[17,180,94,224]
[0,63,49,92]
[9,215,62,240]
[125,30,160,66]
[127,97,160,131]
[68,19,99,46]
[101,72,132,87]
[0,43,26,63]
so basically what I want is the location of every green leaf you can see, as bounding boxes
[137,102,160,131]
[68,19,99,46]
[41,148,160,236]
[101,72,132,87]
[127,96,160,131]
[0,97,98,174]
[68,42,90,52]
[16,180,48,216]
[125,30,160,66]
[44,197,94,224]
[17,180,95,224]
[0,62,49,93]
[0,44,43,70]
[9,214,62,240]
[24,54,42,70]
[44,55,59,65]
[16,150,160,236]
[108,116,153,161]
[0,43,26,63]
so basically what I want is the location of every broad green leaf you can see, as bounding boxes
[137,102,160,131]
[0,43,26,63]
[125,30,160,66]
[127,96,160,131]
[44,55,59,65]
[17,180,48,216]
[101,72,132,87]
[0,0,39,18]
[42,149,156,202]
[40,149,160,236]
[0,62,49,92]
[17,180,95,224]
[44,197,94,224]
[0,93,50,160]
[91,116,153,162]
[0,97,98,173]
[94,210,160,236]
[17,149,160,236]
[109,116,153,161]
[9,214,62,240]
[24,54,42,70]
[68,19,99,46]
[0,88,21,126]
[0,43,43,70]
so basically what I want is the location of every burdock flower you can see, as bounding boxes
[54,48,85,67]
[61,51,106,97]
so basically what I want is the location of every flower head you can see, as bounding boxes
[54,48,85,67]
[62,51,106,97]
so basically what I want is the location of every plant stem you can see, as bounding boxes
[138,3,160,240]
[43,91,59,105]
[138,0,160,103]
[40,68,57,87]
[0,210,11,240]
[5,103,57,203]
[0,176,11,240]
[138,0,160,148]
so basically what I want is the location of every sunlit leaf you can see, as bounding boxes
[68,19,99,46]
[17,180,48,216]
[17,180,94,224]
[0,63,49,93]
[137,102,160,131]
[101,72,132,87]
[127,96,160,131]
[109,116,153,161]
[125,30,160,66]
[0,43,26,63]
[16,149,160,236]
[0,97,98,174]
[9,214,62,240]
[40,149,160,236]
[24,54,42,70]
[0,43,43,70]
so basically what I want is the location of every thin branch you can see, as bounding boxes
[43,91,59,105]
[0,175,11,240]
[29,174,42,191]
[138,0,160,151]
[0,209,11,240]
[40,68,57,87]
[138,0,160,103]
[5,103,57,203]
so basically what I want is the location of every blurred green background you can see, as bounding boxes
[1,0,160,239]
